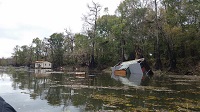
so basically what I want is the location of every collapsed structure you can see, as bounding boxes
[111,58,153,86]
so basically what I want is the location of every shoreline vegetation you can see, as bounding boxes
[1,69,199,111]
[0,0,200,77]
[1,60,200,76]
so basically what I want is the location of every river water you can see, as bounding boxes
[0,70,200,112]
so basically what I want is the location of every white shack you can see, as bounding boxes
[111,58,153,86]
[35,61,52,69]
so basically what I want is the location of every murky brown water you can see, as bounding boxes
[0,70,200,112]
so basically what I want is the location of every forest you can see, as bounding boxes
[3,0,200,74]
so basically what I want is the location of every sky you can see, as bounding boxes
[0,0,122,58]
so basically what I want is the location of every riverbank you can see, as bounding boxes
[1,68,199,111]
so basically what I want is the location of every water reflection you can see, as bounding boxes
[0,70,200,111]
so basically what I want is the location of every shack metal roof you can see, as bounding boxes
[118,58,144,70]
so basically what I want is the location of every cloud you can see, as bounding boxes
[0,24,50,39]
[0,0,122,58]
[0,0,86,32]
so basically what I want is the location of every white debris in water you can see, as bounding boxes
[118,77,137,87]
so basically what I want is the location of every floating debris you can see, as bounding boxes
[111,58,153,86]
[91,94,129,107]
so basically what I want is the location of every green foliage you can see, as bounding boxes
[48,33,65,68]
[74,33,90,53]
[10,0,200,72]
[0,58,8,66]
[32,37,43,60]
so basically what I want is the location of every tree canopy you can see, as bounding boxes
[10,0,200,73]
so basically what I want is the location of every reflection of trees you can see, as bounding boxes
[11,71,50,100]
[12,72,29,90]
[46,86,63,105]
[6,71,200,111]
[0,72,3,80]
[10,71,115,110]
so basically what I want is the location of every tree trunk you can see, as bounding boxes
[121,38,126,61]
[154,0,162,70]
[167,42,176,71]
[89,54,95,69]
[135,45,143,59]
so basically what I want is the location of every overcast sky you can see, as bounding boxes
[0,0,122,58]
